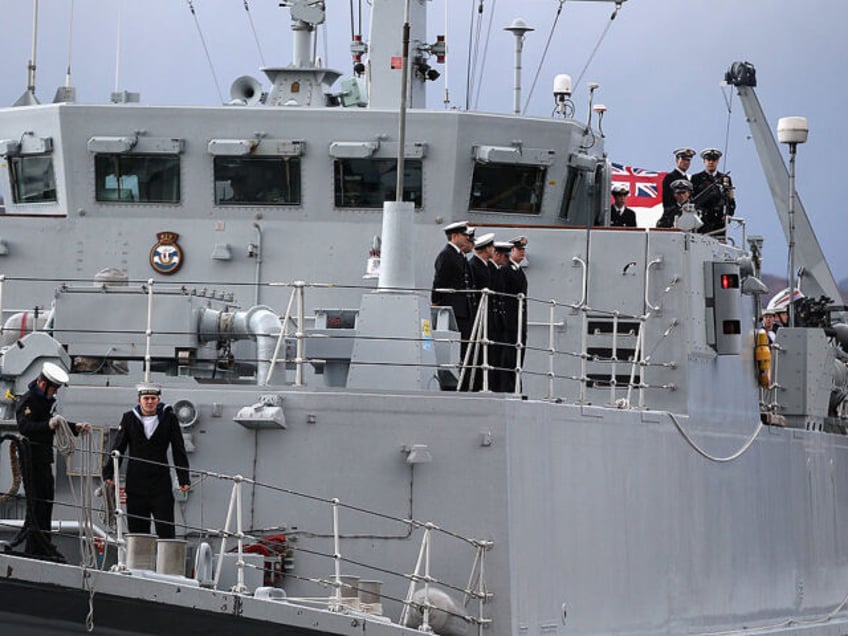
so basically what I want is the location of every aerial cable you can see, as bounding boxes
[522,0,566,115]
[465,0,484,110]
[186,0,224,104]
[443,0,450,107]
[64,0,75,89]
[572,2,623,100]
[472,0,498,110]
[113,0,122,94]
[243,1,266,68]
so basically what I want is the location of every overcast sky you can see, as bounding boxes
[1,0,846,284]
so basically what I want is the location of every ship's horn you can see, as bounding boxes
[230,75,263,106]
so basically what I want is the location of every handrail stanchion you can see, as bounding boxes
[265,285,297,385]
[547,300,556,400]
[332,498,342,611]
[295,281,305,386]
[234,476,246,593]
[421,523,433,633]
[0,275,5,328]
[400,525,428,627]
[111,450,127,570]
[481,290,490,392]
[514,293,525,395]
[143,278,155,383]
[214,479,240,589]
[609,311,619,405]
[459,291,485,392]
[572,256,589,403]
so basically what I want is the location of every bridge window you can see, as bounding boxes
[9,155,57,204]
[94,154,180,203]
[333,158,422,208]
[469,164,545,214]
[214,156,302,206]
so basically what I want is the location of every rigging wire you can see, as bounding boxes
[522,0,566,115]
[472,0,497,110]
[64,0,75,88]
[464,0,483,110]
[572,2,622,92]
[113,0,121,94]
[443,0,450,107]
[186,0,224,104]
[243,0,266,68]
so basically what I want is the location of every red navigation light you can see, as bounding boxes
[720,273,739,289]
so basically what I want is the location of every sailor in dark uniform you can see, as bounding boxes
[468,233,496,390]
[432,221,475,376]
[501,236,529,394]
[610,184,637,227]
[656,179,698,229]
[489,241,512,392]
[15,362,91,558]
[691,148,735,237]
[102,384,190,538]
[661,147,695,210]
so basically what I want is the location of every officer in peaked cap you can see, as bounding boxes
[103,382,190,538]
[467,233,497,391]
[691,147,735,238]
[16,361,91,559]
[662,147,696,209]
[610,184,637,228]
[656,179,696,229]
[489,242,515,391]
[442,220,468,236]
[432,222,475,380]
[470,232,495,293]
[500,236,529,393]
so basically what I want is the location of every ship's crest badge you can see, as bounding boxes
[149,231,184,275]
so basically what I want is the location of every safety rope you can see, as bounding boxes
[0,441,21,503]
[666,412,762,463]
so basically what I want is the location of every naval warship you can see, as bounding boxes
[1,1,847,634]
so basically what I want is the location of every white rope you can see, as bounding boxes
[52,415,75,457]
[666,412,762,463]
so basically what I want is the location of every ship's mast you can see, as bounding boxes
[367,0,428,109]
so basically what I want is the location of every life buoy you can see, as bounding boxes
[755,329,771,388]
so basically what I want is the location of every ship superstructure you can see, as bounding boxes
[0,2,847,635]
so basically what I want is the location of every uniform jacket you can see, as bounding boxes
[691,170,735,234]
[501,261,528,338]
[102,403,190,497]
[610,205,637,227]
[661,168,688,209]
[16,380,77,465]
[431,243,472,320]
